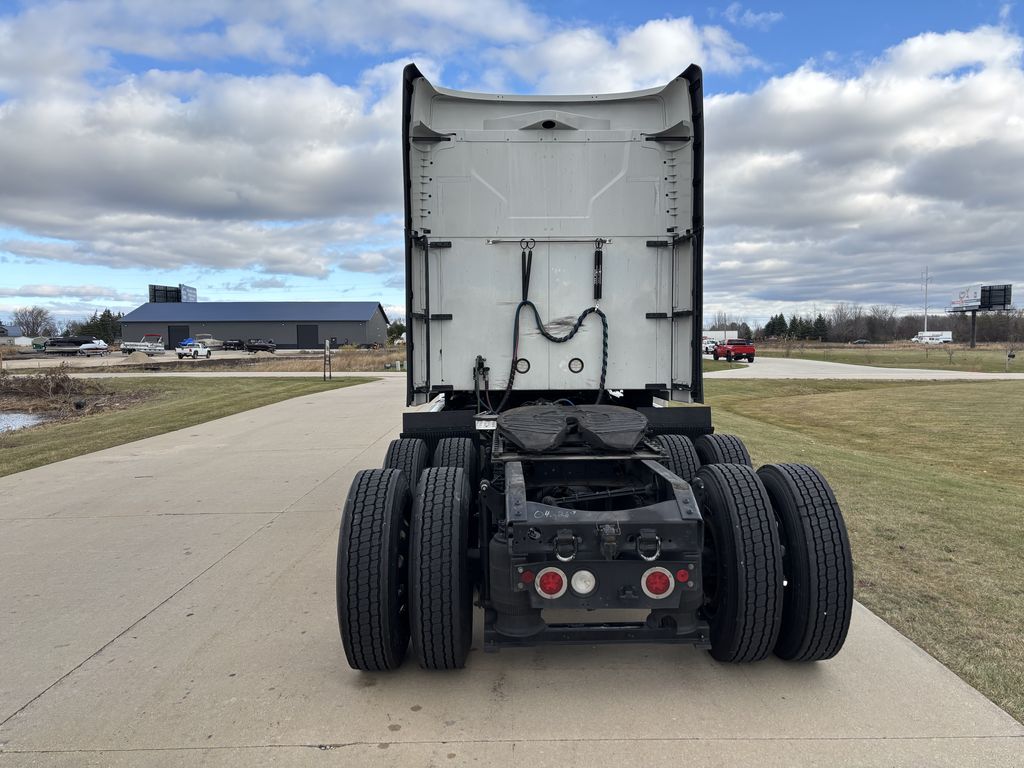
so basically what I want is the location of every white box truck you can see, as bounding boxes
[911,331,952,344]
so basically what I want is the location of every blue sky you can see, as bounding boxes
[1,1,1021,327]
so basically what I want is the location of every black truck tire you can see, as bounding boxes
[694,433,752,466]
[757,463,854,661]
[697,463,783,662]
[654,434,701,483]
[383,437,429,488]
[336,468,412,671]
[410,467,473,670]
[432,437,478,490]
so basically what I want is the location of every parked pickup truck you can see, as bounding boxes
[121,334,166,355]
[177,341,212,359]
[244,339,277,353]
[713,338,755,362]
[222,339,245,350]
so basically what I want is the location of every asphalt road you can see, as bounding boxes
[1,376,1021,766]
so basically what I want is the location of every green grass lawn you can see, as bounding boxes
[704,379,1024,721]
[0,376,370,477]
[757,343,1020,373]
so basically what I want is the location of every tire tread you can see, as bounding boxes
[758,463,853,661]
[654,434,701,482]
[695,433,752,466]
[337,468,409,671]
[411,467,472,670]
[699,463,783,662]
[383,438,429,486]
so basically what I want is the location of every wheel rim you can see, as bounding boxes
[395,503,410,622]
[701,522,721,619]
[697,483,723,620]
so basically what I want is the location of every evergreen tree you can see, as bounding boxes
[77,309,123,343]
[813,313,829,340]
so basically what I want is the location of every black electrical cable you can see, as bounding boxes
[494,238,610,412]
[481,370,493,415]
[496,301,608,412]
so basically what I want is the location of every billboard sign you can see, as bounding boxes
[179,284,198,302]
[981,284,1012,311]
[950,284,982,311]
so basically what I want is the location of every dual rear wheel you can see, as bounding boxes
[695,444,853,662]
[657,432,853,662]
[339,437,476,671]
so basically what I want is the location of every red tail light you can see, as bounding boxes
[642,567,674,599]
[535,567,567,599]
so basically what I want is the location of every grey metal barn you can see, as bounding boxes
[120,302,388,349]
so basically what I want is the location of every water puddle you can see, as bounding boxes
[0,412,45,432]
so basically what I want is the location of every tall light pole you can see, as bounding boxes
[922,267,933,332]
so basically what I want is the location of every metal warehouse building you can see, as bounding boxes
[120,302,389,349]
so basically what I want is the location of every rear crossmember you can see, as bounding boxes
[481,457,710,650]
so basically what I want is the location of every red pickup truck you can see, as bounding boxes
[713,338,755,362]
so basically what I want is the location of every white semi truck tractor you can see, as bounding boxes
[336,64,854,670]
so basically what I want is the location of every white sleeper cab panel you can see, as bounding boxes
[403,65,704,405]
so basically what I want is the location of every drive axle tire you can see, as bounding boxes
[757,464,853,661]
[383,438,429,488]
[697,463,783,662]
[654,434,701,483]
[337,468,412,671]
[410,467,473,670]
[694,433,752,466]
[432,438,478,491]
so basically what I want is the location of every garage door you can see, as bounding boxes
[167,325,190,348]
[296,324,319,348]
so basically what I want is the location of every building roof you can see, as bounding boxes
[0,325,25,337]
[122,301,388,324]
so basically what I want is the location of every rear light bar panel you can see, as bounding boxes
[516,559,699,609]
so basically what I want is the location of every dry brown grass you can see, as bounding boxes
[241,348,405,372]
[22,347,408,375]
[757,341,1018,372]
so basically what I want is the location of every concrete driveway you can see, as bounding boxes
[704,355,1024,380]
[1,376,1021,766]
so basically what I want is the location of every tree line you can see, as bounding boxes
[710,303,1024,343]
[7,302,1022,347]
[4,306,125,343]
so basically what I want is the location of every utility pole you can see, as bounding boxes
[922,267,933,332]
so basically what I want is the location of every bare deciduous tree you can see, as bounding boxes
[11,306,57,337]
